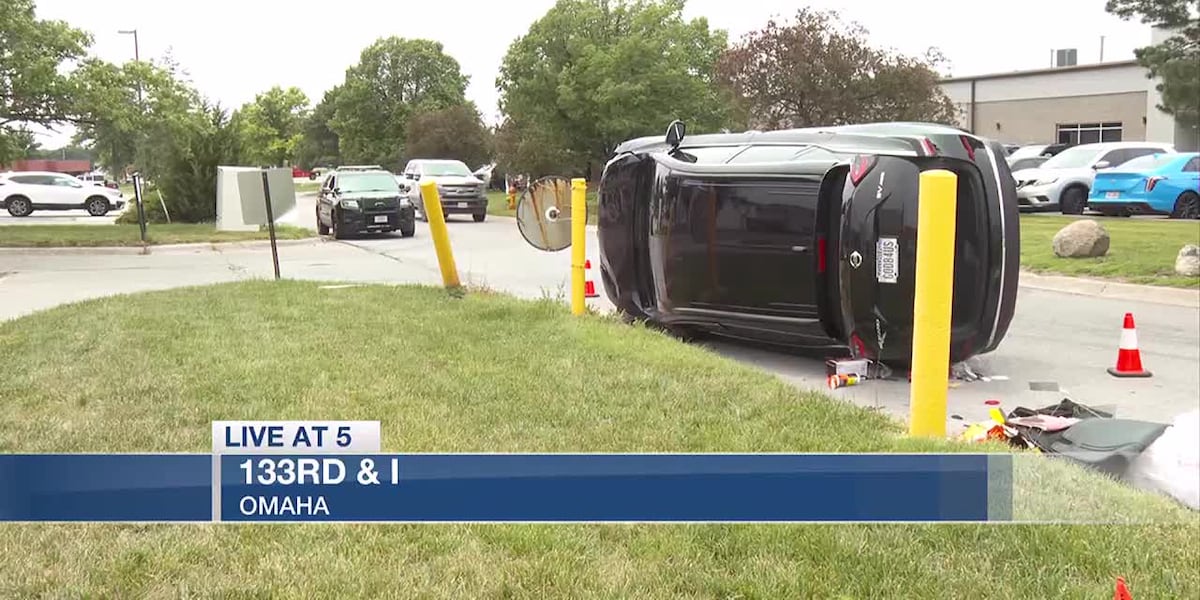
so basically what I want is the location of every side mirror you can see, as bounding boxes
[1093,161,1111,170]
[665,120,686,149]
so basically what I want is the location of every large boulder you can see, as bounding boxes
[1176,245,1200,277]
[1053,220,1110,258]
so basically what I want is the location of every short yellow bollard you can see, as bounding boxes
[419,180,461,290]
[570,178,587,316]
[507,186,517,210]
[909,169,959,438]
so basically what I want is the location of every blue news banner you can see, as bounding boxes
[0,421,1014,522]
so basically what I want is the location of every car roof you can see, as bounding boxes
[332,169,392,176]
[1071,141,1175,150]
[0,171,75,178]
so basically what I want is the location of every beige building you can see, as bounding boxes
[940,36,1199,152]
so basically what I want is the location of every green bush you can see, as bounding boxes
[134,101,242,223]
[114,184,171,224]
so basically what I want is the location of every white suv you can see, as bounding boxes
[0,171,126,217]
[1012,142,1175,214]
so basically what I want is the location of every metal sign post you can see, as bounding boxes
[260,170,281,280]
[132,173,148,243]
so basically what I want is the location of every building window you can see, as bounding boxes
[1057,122,1122,145]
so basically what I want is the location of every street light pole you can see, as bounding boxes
[118,29,142,103]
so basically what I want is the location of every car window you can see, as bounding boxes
[419,162,472,177]
[1117,148,1161,165]
[10,175,50,185]
[1008,146,1048,161]
[1099,149,1128,166]
[52,176,81,187]
[1041,145,1105,169]
[1184,157,1200,172]
[1118,153,1178,171]
[338,173,400,193]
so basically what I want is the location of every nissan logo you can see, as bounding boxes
[849,251,863,269]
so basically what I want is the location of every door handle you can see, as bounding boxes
[791,246,809,252]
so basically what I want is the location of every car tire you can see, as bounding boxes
[316,209,330,235]
[332,210,348,240]
[400,222,415,237]
[473,212,486,223]
[1171,192,1200,220]
[85,196,110,217]
[1060,187,1087,215]
[5,196,33,217]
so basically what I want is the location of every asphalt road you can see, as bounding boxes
[2,193,1197,432]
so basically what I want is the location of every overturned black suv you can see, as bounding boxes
[316,169,416,239]
[597,121,1020,366]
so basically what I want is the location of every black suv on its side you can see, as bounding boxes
[316,169,415,239]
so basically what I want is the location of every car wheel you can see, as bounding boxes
[1060,187,1087,215]
[400,223,416,238]
[5,196,33,217]
[316,209,330,235]
[332,210,348,240]
[85,196,110,217]
[473,212,487,223]
[1171,192,1200,220]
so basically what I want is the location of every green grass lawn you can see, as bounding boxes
[295,181,322,193]
[487,190,599,225]
[0,281,1195,598]
[1020,215,1200,287]
[0,224,314,247]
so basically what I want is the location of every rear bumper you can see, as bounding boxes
[438,196,488,214]
[1087,199,1168,215]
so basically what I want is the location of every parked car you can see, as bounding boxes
[1008,156,1049,172]
[399,159,488,222]
[78,171,120,190]
[315,168,415,239]
[0,171,125,217]
[1007,143,1071,165]
[597,121,1020,366]
[1088,152,1200,218]
[1012,142,1175,214]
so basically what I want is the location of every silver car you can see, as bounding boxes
[398,159,489,222]
[1012,142,1175,214]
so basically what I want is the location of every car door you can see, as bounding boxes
[48,175,87,206]
[9,175,56,205]
[318,174,337,223]
[660,145,827,320]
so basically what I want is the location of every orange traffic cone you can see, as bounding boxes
[584,260,599,298]
[1113,576,1133,600]
[1108,313,1152,378]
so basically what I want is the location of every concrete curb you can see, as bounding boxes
[1019,270,1200,308]
[0,237,322,256]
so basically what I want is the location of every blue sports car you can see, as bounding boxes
[1088,152,1200,218]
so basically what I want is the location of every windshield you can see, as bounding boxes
[339,173,400,193]
[1116,153,1177,171]
[1041,145,1105,169]
[421,161,472,177]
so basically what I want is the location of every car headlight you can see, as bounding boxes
[399,197,411,207]
[1034,178,1058,186]
[339,199,360,210]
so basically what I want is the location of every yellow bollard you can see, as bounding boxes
[570,178,587,316]
[507,186,517,210]
[909,169,959,438]
[419,180,461,290]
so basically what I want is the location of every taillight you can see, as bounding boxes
[920,137,939,156]
[849,333,870,358]
[959,135,976,161]
[1145,176,1165,192]
[849,155,876,186]
[817,236,827,274]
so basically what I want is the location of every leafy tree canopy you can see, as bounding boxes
[238,85,309,167]
[1106,0,1199,128]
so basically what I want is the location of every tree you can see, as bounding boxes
[496,0,730,178]
[404,104,491,168]
[297,87,342,169]
[71,57,199,175]
[0,0,92,163]
[331,37,469,168]
[493,117,581,178]
[1106,0,1199,128]
[714,9,959,130]
[238,86,309,167]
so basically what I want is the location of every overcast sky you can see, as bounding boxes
[32,0,1150,148]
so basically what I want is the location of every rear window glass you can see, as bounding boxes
[1118,153,1178,170]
